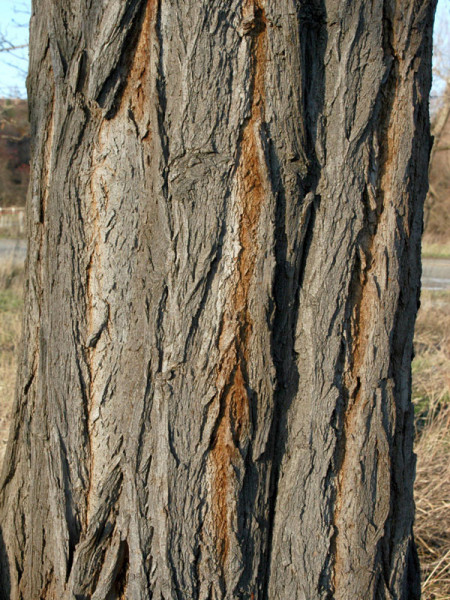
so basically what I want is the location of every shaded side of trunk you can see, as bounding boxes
[0,0,435,599]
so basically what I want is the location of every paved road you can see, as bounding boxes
[0,238,27,266]
[1,239,450,290]
[422,258,450,291]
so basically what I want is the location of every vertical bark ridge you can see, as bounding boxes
[64,3,161,597]
[330,2,433,597]
[208,0,268,583]
[83,0,157,531]
[0,30,57,593]
[39,95,55,224]
[263,189,316,595]
[84,139,104,526]
[265,1,434,598]
[33,91,55,392]
[377,2,436,596]
[331,62,398,600]
[263,4,328,592]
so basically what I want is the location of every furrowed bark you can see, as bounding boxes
[0,0,436,598]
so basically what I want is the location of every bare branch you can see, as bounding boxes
[0,43,28,53]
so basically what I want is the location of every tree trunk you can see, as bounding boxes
[0,0,436,598]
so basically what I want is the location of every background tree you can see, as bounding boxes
[0,0,436,598]
[425,5,450,241]
[0,98,30,209]
[426,82,450,238]
[0,1,31,210]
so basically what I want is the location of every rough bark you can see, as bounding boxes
[0,0,436,598]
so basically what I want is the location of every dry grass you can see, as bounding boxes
[0,260,23,466]
[422,239,450,260]
[413,291,450,422]
[415,408,450,599]
[413,289,450,599]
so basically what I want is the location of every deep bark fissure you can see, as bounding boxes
[208,0,268,579]
[96,0,149,118]
[263,3,327,593]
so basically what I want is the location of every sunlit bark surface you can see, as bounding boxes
[0,0,435,598]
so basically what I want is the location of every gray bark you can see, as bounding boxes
[0,0,436,598]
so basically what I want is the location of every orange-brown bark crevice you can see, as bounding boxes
[40,93,55,223]
[210,0,267,569]
[83,0,158,530]
[84,173,102,527]
[118,0,157,134]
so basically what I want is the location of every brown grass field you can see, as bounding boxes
[0,261,449,598]
[413,289,450,599]
[0,260,23,465]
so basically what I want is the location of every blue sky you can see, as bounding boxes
[436,0,450,24]
[0,0,29,97]
[433,0,450,100]
[0,0,449,98]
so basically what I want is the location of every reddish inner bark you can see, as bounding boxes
[210,0,267,567]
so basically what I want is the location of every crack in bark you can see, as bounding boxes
[84,173,104,529]
[109,540,129,600]
[331,10,401,595]
[117,0,156,140]
[209,0,267,579]
[40,94,55,226]
[79,3,158,592]
[28,89,55,405]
